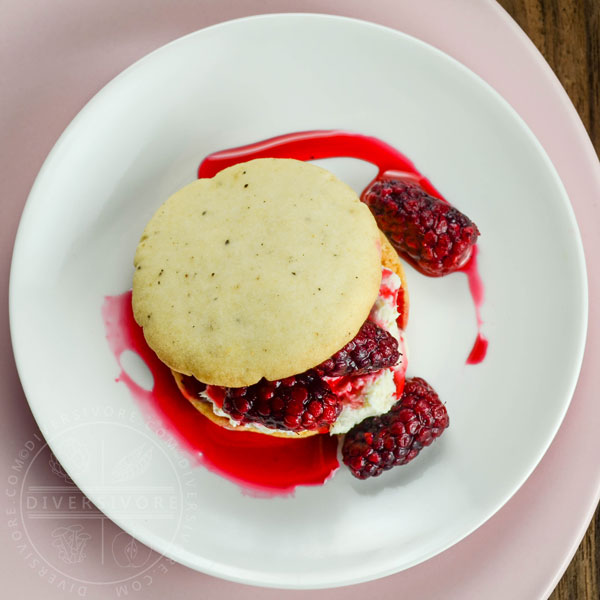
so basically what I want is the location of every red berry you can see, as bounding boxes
[342,377,449,479]
[363,179,480,277]
[316,321,400,377]
[219,370,342,432]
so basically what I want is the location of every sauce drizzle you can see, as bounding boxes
[102,292,339,496]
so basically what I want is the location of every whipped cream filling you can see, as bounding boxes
[199,267,406,436]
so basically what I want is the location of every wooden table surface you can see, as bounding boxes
[497,1,599,598]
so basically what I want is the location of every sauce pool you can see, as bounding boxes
[102,292,339,496]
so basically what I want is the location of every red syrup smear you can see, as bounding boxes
[461,245,489,364]
[198,129,442,198]
[102,291,339,496]
[198,130,487,364]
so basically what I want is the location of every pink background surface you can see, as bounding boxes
[2,1,599,598]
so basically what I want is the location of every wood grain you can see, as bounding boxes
[496,1,600,598]
[498,0,599,155]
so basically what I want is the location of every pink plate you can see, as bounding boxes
[1,1,598,598]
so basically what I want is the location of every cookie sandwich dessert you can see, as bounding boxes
[132,158,412,444]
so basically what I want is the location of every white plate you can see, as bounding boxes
[9,14,587,589]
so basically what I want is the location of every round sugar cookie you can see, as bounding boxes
[132,158,382,387]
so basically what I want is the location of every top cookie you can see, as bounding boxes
[132,158,382,387]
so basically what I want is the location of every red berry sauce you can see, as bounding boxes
[102,291,339,496]
[461,245,489,364]
[199,130,487,364]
